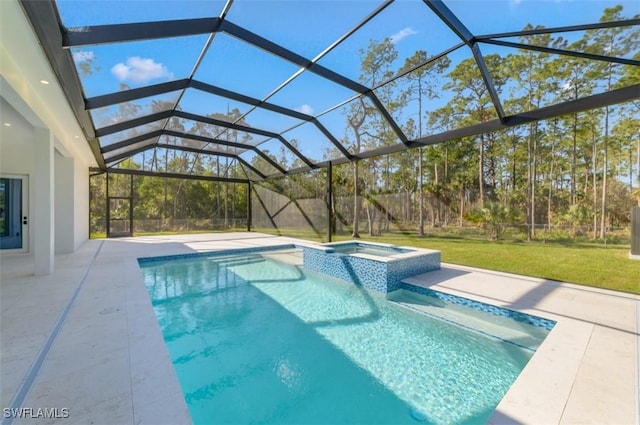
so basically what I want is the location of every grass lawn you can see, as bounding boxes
[252,227,638,294]
[90,228,249,239]
[332,233,640,295]
[92,226,639,294]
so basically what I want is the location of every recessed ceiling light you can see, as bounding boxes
[74,135,80,139]
[3,123,11,127]
[39,80,50,85]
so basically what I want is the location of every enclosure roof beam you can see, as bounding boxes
[169,134,286,175]
[100,130,164,154]
[85,79,190,110]
[366,94,411,145]
[155,143,266,179]
[94,109,304,168]
[86,78,313,121]
[98,128,287,176]
[262,84,640,179]
[220,20,370,95]
[23,2,385,168]
[163,130,251,151]
[95,110,173,137]
[423,1,506,123]
[62,17,222,47]
[471,44,506,123]
[423,0,474,45]
[224,20,412,143]
[67,16,372,96]
[104,143,162,164]
[174,110,278,138]
[161,130,288,175]
[87,79,353,162]
[476,19,640,40]
[189,80,311,120]
[412,83,640,146]
[100,167,249,184]
[503,83,640,125]
[174,111,314,167]
[101,129,247,154]
[311,119,354,160]
[273,136,316,169]
[480,39,640,66]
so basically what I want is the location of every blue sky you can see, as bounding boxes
[56,0,639,167]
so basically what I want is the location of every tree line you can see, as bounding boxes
[319,5,639,240]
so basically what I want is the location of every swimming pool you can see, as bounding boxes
[139,248,553,424]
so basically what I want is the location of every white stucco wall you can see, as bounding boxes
[1,0,95,263]
[55,150,90,252]
[74,157,89,249]
[0,98,36,254]
[55,151,74,254]
[1,97,92,258]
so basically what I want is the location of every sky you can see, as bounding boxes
[55,0,639,168]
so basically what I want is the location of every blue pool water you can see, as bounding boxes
[327,242,412,257]
[140,250,551,424]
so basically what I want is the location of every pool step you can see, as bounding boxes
[388,289,549,351]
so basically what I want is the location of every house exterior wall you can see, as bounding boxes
[1,0,95,268]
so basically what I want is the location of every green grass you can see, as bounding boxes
[93,226,639,294]
[330,232,639,294]
[90,228,249,239]
[254,227,638,294]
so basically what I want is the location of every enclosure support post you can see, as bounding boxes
[106,171,110,238]
[129,173,134,236]
[33,127,54,275]
[327,161,333,243]
[247,181,252,232]
[631,206,640,259]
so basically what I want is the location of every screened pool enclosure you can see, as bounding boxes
[20,0,640,240]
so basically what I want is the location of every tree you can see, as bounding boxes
[467,202,519,241]
[442,54,506,208]
[585,5,639,238]
[344,38,402,238]
[506,25,560,239]
[398,51,450,235]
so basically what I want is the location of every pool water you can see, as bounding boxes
[328,242,412,257]
[141,251,549,424]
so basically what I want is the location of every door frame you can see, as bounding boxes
[106,172,133,238]
[0,173,29,253]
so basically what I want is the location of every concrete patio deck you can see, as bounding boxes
[1,233,638,424]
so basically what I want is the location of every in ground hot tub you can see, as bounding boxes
[301,241,440,293]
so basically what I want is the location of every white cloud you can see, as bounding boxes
[390,27,418,44]
[72,50,95,63]
[296,104,314,115]
[110,56,173,83]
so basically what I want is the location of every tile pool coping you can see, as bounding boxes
[400,283,556,331]
[137,244,297,265]
[304,239,441,262]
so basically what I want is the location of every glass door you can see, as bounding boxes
[0,175,28,252]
